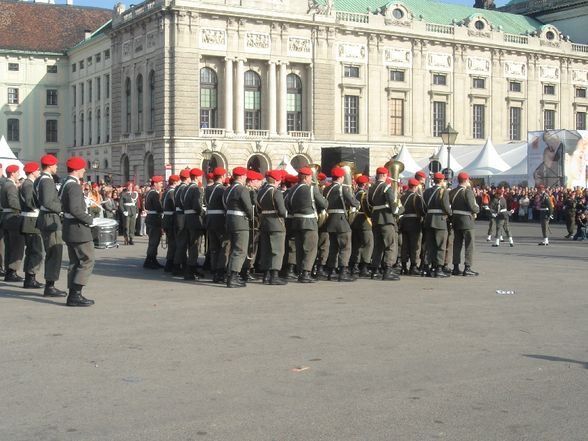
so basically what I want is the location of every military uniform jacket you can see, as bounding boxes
[35,172,62,232]
[144,189,162,228]
[223,182,253,232]
[286,183,328,231]
[423,185,451,230]
[449,185,480,230]
[257,183,287,233]
[489,196,509,221]
[204,183,226,232]
[174,183,188,230]
[161,188,176,230]
[183,183,204,231]
[539,192,554,216]
[60,176,93,243]
[367,180,404,226]
[350,188,372,231]
[399,191,426,232]
[120,190,139,216]
[1,179,21,231]
[20,178,40,234]
[0,176,6,224]
[324,183,359,233]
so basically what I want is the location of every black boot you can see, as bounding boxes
[43,281,67,297]
[172,264,183,277]
[315,265,330,280]
[422,265,432,277]
[434,266,450,278]
[66,284,94,307]
[451,265,461,276]
[184,266,196,281]
[400,263,409,275]
[382,267,400,281]
[23,273,44,289]
[463,266,479,277]
[143,258,160,270]
[441,265,452,275]
[269,270,287,285]
[129,238,134,245]
[298,270,316,283]
[4,269,24,283]
[215,270,227,284]
[327,267,336,281]
[338,267,356,282]
[358,264,371,278]
[263,271,271,285]
[227,271,245,288]
[285,264,297,280]
[408,264,422,276]
[164,260,173,273]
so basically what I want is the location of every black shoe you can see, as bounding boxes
[492,244,499,247]
[538,242,547,246]
[129,238,134,245]
[269,270,287,285]
[382,268,400,281]
[509,242,514,247]
[285,264,298,280]
[227,272,245,288]
[23,274,44,289]
[441,265,452,275]
[44,283,67,297]
[4,270,24,283]
[315,265,330,280]
[66,285,94,307]
[451,266,461,276]
[143,259,160,270]
[263,271,271,285]
[214,271,226,284]
[358,265,372,278]
[463,266,479,277]
[172,265,183,277]
[564,234,571,239]
[298,270,316,283]
[338,267,356,282]
[164,261,174,273]
[400,265,409,275]
[408,265,422,276]
[434,267,450,278]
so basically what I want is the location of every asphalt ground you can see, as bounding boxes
[1,221,587,441]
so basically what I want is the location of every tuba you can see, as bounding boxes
[384,159,405,208]
[309,163,328,227]
[337,161,359,223]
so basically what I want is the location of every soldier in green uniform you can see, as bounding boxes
[143,175,164,269]
[35,154,66,297]
[1,164,25,283]
[204,167,228,283]
[399,178,426,276]
[563,190,577,239]
[161,175,179,272]
[489,188,514,248]
[314,172,330,279]
[20,162,44,289]
[60,157,95,306]
[0,163,5,278]
[324,166,359,282]
[281,174,299,280]
[257,170,288,285]
[172,169,191,276]
[422,172,451,278]
[367,166,404,281]
[119,181,139,245]
[350,175,373,278]
[184,168,205,280]
[286,167,328,283]
[537,184,554,246]
[240,171,263,282]
[415,170,429,273]
[449,172,480,276]
[224,167,254,288]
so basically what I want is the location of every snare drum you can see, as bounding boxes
[91,218,119,249]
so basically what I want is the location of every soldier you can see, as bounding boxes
[20,162,44,289]
[489,188,514,248]
[286,167,328,283]
[60,157,95,306]
[415,170,428,273]
[0,162,5,278]
[205,167,228,283]
[184,168,205,280]
[422,172,451,278]
[143,175,164,269]
[1,164,25,282]
[450,172,480,276]
[563,190,577,239]
[240,170,263,282]
[324,166,359,282]
[120,181,139,245]
[35,154,66,297]
[224,167,254,288]
[314,171,330,279]
[350,175,373,278]
[257,170,288,285]
[281,174,299,280]
[367,166,404,281]
[172,169,191,276]
[537,184,554,246]
[399,178,426,276]
[162,175,180,272]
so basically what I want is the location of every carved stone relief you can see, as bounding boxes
[288,37,312,58]
[122,40,132,60]
[427,52,453,72]
[146,31,158,51]
[246,32,271,54]
[134,36,144,53]
[337,43,367,63]
[539,65,560,81]
[504,61,527,79]
[571,69,588,85]
[383,47,412,67]
[466,56,491,75]
[200,28,227,50]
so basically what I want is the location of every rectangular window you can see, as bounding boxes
[509,107,521,141]
[576,88,587,98]
[87,56,92,66]
[46,120,58,143]
[344,66,360,78]
[389,70,405,82]
[7,119,19,142]
[104,49,110,60]
[577,112,587,131]
[105,74,110,99]
[8,88,19,104]
[72,63,77,73]
[8,63,19,71]
[95,53,101,63]
[88,80,92,103]
[389,98,404,136]
[80,83,84,104]
[543,84,555,95]
[544,109,555,130]
[287,92,303,132]
[46,89,58,106]
[432,101,446,137]
[344,95,359,134]
[433,74,447,86]
[79,60,84,70]
[473,78,486,89]
[47,65,58,74]
[473,104,485,139]
[96,77,101,101]
[509,81,521,92]
[72,85,76,106]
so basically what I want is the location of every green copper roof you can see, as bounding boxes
[328,0,543,35]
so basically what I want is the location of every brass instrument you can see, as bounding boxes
[337,161,359,223]
[384,159,405,208]
[309,163,328,227]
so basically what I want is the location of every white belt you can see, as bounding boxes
[293,213,317,219]
[124,203,135,207]
[372,204,390,211]
[21,210,39,218]
[328,209,345,214]
[207,210,224,215]
[499,209,508,213]
[261,210,277,214]
[163,211,175,216]
[146,210,160,215]
[40,206,53,212]
[227,210,246,216]
[2,208,17,213]
[63,213,75,219]
[402,214,418,218]
[453,210,472,216]
[175,208,183,212]
[428,209,443,214]
[184,210,197,214]
[539,208,550,211]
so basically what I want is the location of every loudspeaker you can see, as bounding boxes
[321,147,370,175]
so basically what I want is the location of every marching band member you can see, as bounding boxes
[120,181,139,245]
[205,167,228,284]
[172,169,191,275]
[143,176,164,269]
[1,164,25,283]
[450,172,480,276]
[240,170,263,282]
[399,178,426,276]
[350,175,373,278]
[162,175,180,272]
[281,174,299,280]
[184,168,205,280]
[422,172,451,278]
[537,184,554,246]
[489,188,514,248]
[20,162,43,289]
[315,171,330,279]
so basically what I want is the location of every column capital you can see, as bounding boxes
[267,60,278,66]
[224,57,235,63]
[278,61,290,67]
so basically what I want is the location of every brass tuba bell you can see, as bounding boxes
[384,159,405,207]
[337,161,359,223]
[308,163,328,227]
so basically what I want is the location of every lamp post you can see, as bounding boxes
[440,122,458,182]
[202,142,215,173]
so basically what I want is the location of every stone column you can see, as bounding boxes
[268,61,277,136]
[306,64,313,134]
[278,62,288,135]
[235,58,245,135]
[224,57,234,134]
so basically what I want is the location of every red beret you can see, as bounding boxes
[408,178,420,187]
[233,167,247,176]
[23,162,40,174]
[213,167,226,177]
[266,170,283,181]
[151,176,164,184]
[415,170,427,179]
[356,175,369,185]
[6,164,19,174]
[433,172,445,181]
[402,184,409,191]
[318,172,327,181]
[376,167,388,175]
[457,172,469,181]
[169,175,180,183]
[298,167,312,176]
[286,174,299,184]
[246,170,261,180]
[223,177,231,185]
[179,169,191,179]
[66,156,86,171]
[331,167,345,178]
[190,168,204,177]
[207,172,214,180]
[41,154,58,166]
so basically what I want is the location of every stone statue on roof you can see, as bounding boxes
[308,0,335,16]
[474,0,496,9]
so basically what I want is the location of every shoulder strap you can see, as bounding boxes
[450,187,465,205]
[426,186,441,208]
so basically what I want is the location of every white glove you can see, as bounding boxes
[492,213,497,218]
[123,211,129,217]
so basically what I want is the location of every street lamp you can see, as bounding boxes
[440,123,458,181]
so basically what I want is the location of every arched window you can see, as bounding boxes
[145,152,154,178]
[96,109,101,144]
[201,153,225,174]
[137,74,143,132]
[121,154,130,183]
[200,67,218,129]
[80,113,84,146]
[287,74,303,132]
[149,70,155,131]
[88,110,92,145]
[244,70,261,130]
[290,154,309,170]
[125,78,131,133]
[246,154,269,174]
[105,107,110,143]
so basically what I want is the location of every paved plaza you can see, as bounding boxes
[1,221,587,441]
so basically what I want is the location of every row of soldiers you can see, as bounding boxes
[143,164,482,287]
[0,156,95,306]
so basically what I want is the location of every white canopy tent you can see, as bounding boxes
[435,143,463,172]
[461,137,510,176]
[0,135,24,177]
[396,144,423,178]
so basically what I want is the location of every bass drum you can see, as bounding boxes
[91,218,119,249]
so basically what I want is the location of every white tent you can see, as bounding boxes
[0,135,24,176]
[396,144,423,177]
[436,143,463,172]
[462,137,510,176]
[498,156,527,176]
